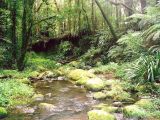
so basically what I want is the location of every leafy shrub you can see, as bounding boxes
[26,52,58,71]
[126,53,160,83]
[108,32,144,62]
[94,62,119,74]
[81,47,102,66]
[0,79,34,107]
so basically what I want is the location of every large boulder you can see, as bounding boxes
[105,85,133,102]
[68,69,95,81]
[0,107,7,119]
[38,103,56,113]
[88,110,116,120]
[93,92,107,100]
[75,76,90,85]
[85,78,105,91]
[123,105,146,119]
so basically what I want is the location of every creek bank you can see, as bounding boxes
[3,66,159,120]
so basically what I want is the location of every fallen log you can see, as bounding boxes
[31,31,92,52]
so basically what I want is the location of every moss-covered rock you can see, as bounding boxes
[85,78,105,91]
[38,103,56,113]
[123,105,146,119]
[105,80,119,86]
[94,104,119,113]
[135,99,154,110]
[88,110,116,120]
[68,61,80,67]
[105,85,133,102]
[75,76,90,85]
[68,69,95,81]
[0,107,7,118]
[93,92,107,100]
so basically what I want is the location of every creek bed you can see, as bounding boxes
[4,80,99,120]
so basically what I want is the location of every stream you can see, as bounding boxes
[4,80,99,120]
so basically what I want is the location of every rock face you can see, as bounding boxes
[38,103,56,113]
[85,78,105,91]
[0,107,7,119]
[88,110,116,120]
[123,105,146,119]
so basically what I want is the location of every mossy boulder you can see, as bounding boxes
[58,67,71,76]
[105,85,133,102]
[93,92,107,100]
[105,80,119,86]
[85,78,105,91]
[94,104,119,113]
[38,103,56,113]
[135,99,154,110]
[123,105,146,119]
[75,76,90,85]
[88,110,116,120]
[0,107,7,118]
[68,69,95,81]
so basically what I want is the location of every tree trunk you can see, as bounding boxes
[91,0,96,32]
[124,0,133,16]
[95,0,118,41]
[10,0,17,63]
[18,0,27,71]
[140,0,147,13]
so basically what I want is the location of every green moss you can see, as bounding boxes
[16,78,31,84]
[94,104,119,113]
[93,92,107,100]
[85,78,105,91]
[135,99,154,110]
[0,107,7,118]
[68,69,95,81]
[94,62,119,74]
[105,80,119,86]
[105,85,133,102]
[88,110,116,120]
[0,79,34,107]
[75,76,90,85]
[123,105,147,119]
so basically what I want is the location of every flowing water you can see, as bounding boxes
[4,80,98,120]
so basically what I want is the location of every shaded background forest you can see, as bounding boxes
[0,0,158,70]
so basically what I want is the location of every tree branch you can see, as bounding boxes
[0,37,11,44]
[33,16,56,26]
[107,0,141,13]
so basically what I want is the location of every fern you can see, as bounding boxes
[143,24,160,43]
[108,32,144,61]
